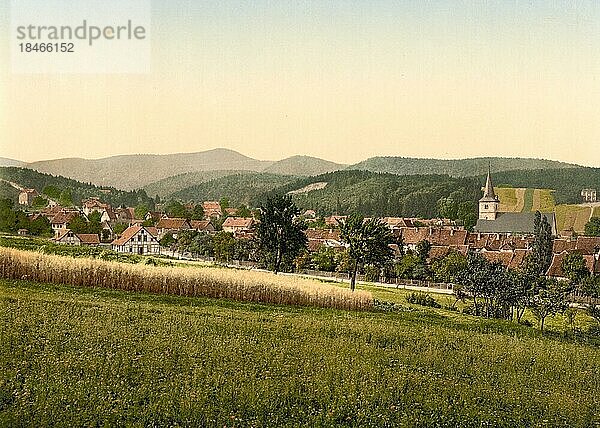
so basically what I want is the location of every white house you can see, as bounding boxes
[111,225,160,255]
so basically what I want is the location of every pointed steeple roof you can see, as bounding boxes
[480,163,498,202]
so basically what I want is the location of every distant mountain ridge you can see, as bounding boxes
[24,148,587,191]
[263,155,345,176]
[0,157,25,168]
[349,156,579,177]
[27,149,272,190]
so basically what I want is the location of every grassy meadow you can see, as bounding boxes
[1,278,599,427]
[555,205,592,234]
[494,187,555,213]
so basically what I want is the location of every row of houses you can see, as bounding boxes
[306,227,600,278]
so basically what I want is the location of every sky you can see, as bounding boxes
[1,0,600,166]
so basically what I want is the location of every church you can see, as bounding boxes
[474,168,557,235]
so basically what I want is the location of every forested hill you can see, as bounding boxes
[488,167,600,204]
[0,167,154,208]
[350,157,580,177]
[265,170,482,221]
[170,173,298,207]
[143,170,256,200]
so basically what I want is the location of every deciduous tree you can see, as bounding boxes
[256,195,307,274]
[338,215,394,291]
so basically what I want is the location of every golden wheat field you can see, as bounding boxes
[0,247,372,310]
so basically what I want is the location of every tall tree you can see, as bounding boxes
[256,195,307,274]
[338,215,394,291]
[584,217,600,237]
[530,211,553,276]
[191,204,205,220]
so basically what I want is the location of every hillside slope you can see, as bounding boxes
[143,170,254,199]
[262,155,345,176]
[171,173,297,206]
[489,167,600,204]
[0,157,25,167]
[0,167,154,208]
[350,156,580,177]
[27,149,272,190]
[267,170,482,218]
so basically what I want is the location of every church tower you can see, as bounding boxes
[479,165,499,220]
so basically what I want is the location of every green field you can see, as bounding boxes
[555,205,592,234]
[531,189,555,212]
[494,187,555,213]
[1,279,599,427]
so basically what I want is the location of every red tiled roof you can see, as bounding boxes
[77,234,100,245]
[50,211,79,225]
[54,229,73,241]
[400,228,430,245]
[111,226,158,246]
[553,239,577,253]
[481,251,514,267]
[305,228,341,241]
[546,252,567,277]
[428,246,451,260]
[575,236,600,255]
[190,220,214,231]
[308,240,324,252]
[508,249,531,270]
[222,217,254,229]
[202,201,222,216]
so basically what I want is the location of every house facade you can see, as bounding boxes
[155,218,191,239]
[54,229,100,246]
[222,217,255,234]
[111,225,160,255]
[581,189,597,203]
[18,189,39,206]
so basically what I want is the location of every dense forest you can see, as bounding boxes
[143,170,257,199]
[0,167,155,208]
[490,167,600,204]
[350,156,578,177]
[264,170,482,223]
[170,173,298,206]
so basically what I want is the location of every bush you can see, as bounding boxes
[406,292,441,308]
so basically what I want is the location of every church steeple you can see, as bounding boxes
[482,163,496,200]
[479,163,499,220]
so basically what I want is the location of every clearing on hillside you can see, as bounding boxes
[531,189,555,212]
[555,205,593,233]
[494,187,555,213]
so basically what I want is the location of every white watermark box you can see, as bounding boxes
[10,0,151,73]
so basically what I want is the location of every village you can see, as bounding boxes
[13,169,600,283]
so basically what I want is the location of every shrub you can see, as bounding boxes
[406,292,441,308]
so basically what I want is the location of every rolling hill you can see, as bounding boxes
[350,157,579,177]
[27,149,273,191]
[170,173,298,206]
[265,170,482,219]
[0,167,154,208]
[262,155,345,176]
[0,157,25,167]
[143,170,256,199]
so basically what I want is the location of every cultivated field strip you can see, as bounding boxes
[0,248,373,310]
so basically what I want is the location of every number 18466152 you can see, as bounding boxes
[19,42,74,53]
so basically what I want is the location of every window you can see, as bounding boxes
[484,204,488,209]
